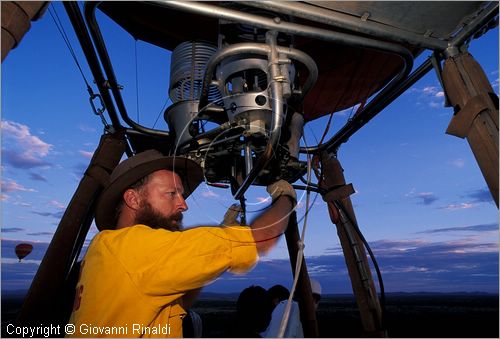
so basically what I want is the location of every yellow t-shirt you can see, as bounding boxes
[67,224,258,338]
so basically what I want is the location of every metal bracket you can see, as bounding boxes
[89,93,111,128]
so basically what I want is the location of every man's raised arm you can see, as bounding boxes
[250,180,296,254]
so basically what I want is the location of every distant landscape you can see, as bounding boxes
[2,291,498,338]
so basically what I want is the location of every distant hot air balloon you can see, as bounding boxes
[15,243,33,262]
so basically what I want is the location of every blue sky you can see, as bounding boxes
[1,3,498,295]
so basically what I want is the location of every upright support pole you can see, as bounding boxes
[442,51,499,207]
[17,132,126,327]
[315,151,384,337]
[284,211,319,337]
[1,1,49,61]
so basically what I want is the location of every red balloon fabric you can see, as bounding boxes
[15,243,33,262]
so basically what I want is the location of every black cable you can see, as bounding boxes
[152,97,170,129]
[134,39,140,123]
[48,4,92,92]
[298,175,319,188]
[333,200,387,332]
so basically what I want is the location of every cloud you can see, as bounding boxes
[435,188,492,211]
[13,201,32,208]
[78,124,97,133]
[206,235,499,294]
[201,190,220,198]
[1,231,497,295]
[32,210,65,219]
[29,172,47,182]
[79,150,94,159]
[464,188,494,204]
[422,86,439,95]
[368,238,498,255]
[1,194,9,201]
[1,258,42,265]
[439,203,475,211]
[2,150,51,169]
[26,232,54,236]
[409,85,445,109]
[1,120,53,169]
[414,192,439,205]
[2,227,25,233]
[449,158,465,168]
[48,200,66,209]
[418,223,498,234]
[1,179,36,193]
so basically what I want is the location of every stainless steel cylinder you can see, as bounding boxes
[169,41,222,103]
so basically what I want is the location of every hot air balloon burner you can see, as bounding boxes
[165,41,222,146]
[164,30,316,186]
[216,56,273,138]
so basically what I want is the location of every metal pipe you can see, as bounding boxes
[278,46,318,97]
[234,31,285,199]
[199,42,317,111]
[85,2,169,137]
[301,57,433,154]
[240,1,448,51]
[154,1,414,60]
[244,141,253,176]
[63,2,122,130]
[451,2,499,48]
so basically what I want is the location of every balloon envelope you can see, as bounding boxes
[15,243,33,262]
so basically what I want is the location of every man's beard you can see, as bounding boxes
[134,201,183,231]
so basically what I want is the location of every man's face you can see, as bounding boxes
[134,170,188,231]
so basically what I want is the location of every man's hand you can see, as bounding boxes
[266,179,297,203]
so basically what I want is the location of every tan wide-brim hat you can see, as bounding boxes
[95,149,204,230]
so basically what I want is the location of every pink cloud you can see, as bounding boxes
[1,179,36,193]
[440,203,476,211]
[79,150,94,159]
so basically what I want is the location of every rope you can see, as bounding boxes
[277,154,313,338]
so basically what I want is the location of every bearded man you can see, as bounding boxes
[66,150,296,338]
